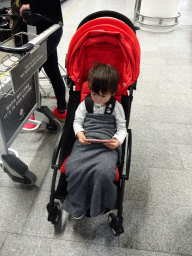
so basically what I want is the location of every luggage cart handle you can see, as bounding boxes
[21,10,63,47]
[0,42,34,54]
[0,24,60,53]
[29,24,61,47]
[0,11,62,54]
[22,10,61,26]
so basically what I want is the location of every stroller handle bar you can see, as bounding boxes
[77,10,136,33]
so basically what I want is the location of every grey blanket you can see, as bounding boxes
[62,113,122,217]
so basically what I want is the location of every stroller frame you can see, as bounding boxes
[47,11,140,237]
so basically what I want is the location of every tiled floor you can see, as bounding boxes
[0,0,192,255]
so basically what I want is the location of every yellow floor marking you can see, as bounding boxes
[0,71,7,79]
[63,0,85,20]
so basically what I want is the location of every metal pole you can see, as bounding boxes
[0,120,8,155]
[133,0,142,25]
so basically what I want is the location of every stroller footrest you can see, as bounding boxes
[2,154,37,185]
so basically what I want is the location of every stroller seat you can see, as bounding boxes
[60,80,122,182]
[47,11,140,237]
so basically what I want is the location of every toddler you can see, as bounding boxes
[62,63,127,219]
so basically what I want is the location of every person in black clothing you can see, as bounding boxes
[10,0,28,41]
[20,0,67,122]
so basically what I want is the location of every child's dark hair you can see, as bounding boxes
[88,63,120,95]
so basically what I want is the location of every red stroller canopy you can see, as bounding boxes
[67,17,140,95]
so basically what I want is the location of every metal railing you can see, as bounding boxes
[133,0,142,26]
[133,0,181,29]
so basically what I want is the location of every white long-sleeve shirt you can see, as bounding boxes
[73,100,127,145]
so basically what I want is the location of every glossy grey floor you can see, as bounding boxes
[0,0,192,255]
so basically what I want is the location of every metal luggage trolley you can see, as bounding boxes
[0,12,62,185]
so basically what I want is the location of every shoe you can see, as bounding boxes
[23,115,37,129]
[52,107,67,121]
[73,212,85,220]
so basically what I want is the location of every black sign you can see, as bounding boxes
[11,41,47,93]
[0,75,36,144]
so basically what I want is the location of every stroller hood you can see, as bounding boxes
[66,16,140,95]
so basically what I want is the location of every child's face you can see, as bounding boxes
[91,90,113,105]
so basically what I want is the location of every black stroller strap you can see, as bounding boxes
[85,94,94,113]
[104,96,116,114]
[85,94,116,114]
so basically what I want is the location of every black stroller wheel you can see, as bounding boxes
[51,210,62,225]
[47,202,62,225]
[108,213,124,237]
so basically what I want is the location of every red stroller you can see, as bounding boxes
[47,11,140,236]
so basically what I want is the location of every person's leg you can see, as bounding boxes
[24,27,66,128]
[43,48,66,112]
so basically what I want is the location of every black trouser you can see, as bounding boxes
[40,26,66,111]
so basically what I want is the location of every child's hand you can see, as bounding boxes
[77,131,91,145]
[104,138,120,149]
